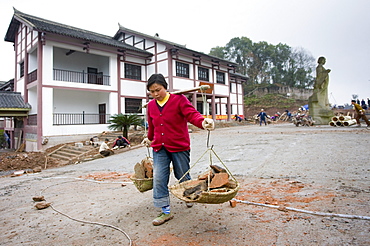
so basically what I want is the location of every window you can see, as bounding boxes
[196,102,203,114]
[198,67,209,81]
[125,98,142,113]
[216,71,225,84]
[20,62,24,78]
[125,63,141,80]
[176,61,189,78]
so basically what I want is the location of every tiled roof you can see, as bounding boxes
[116,24,187,48]
[116,24,238,67]
[0,91,31,110]
[4,8,152,56]
[230,71,249,79]
[0,80,14,91]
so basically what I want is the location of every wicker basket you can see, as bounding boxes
[131,176,153,192]
[170,180,239,204]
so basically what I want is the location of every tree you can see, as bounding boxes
[108,114,143,139]
[209,46,226,59]
[208,37,315,93]
[224,37,253,76]
[288,47,315,88]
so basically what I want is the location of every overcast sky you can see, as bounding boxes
[1,0,370,105]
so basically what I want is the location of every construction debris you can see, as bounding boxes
[182,165,237,201]
[34,201,51,210]
[32,196,45,201]
[132,157,153,179]
[131,157,154,192]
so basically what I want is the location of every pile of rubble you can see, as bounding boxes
[181,165,238,201]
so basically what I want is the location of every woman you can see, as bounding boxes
[142,74,214,226]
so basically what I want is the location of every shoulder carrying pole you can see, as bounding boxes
[141,85,210,108]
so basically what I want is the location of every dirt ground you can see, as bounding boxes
[0,123,369,246]
[0,134,144,176]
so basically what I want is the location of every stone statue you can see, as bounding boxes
[308,56,333,124]
[313,57,331,108]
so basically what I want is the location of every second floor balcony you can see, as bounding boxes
[27,113,111,126]
[53,69,110,85]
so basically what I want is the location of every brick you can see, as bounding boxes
[184,179,206,188]
[142,159,153,178]
[134,162,145,179]
[183,180,207,200]
[229,200,237,208]
[210,165,227,173]
[198,170,214,180]
[209,172,229,188]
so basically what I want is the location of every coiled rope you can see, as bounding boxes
[39,177,133,246]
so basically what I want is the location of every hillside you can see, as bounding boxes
[243,94,308,117]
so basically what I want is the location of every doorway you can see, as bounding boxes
[99,104,106,124]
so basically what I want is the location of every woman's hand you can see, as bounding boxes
[202,118,215,131]
[141,138,152,147]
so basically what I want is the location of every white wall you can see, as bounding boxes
[230,93,237,103]
[29,49,37,72]
[109,92,118,115]
[42,87,54,136]
[28,87,37,115]
[42,45,53,83]
[214,84,229,96]
[173,77,194,90]
[157,61,169,77]
[53,89,110,113]
[121,80,147,97]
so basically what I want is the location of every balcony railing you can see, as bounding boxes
[28,70,37,83]
[53,69,110,85]
[53,113,110,125]
[28,114,38,125]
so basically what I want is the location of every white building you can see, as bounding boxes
[4,9,247,151]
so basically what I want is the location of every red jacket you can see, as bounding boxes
[112,137,130,147]
[147,94,205,152]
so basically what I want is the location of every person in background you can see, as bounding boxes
[112,136,130,149]
[351,100,370,129]
[3,131,10,149]
[285,110,292,120]
[361,99,368,110]
[234,114,242,122]
[257,109,268,126]
[367,98,370,109]
[99,138,114,156]
[141,73,215,226]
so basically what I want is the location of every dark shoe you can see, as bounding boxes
[152,212,174,226]
[186,202,194,208]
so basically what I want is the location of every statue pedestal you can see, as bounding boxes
[309,96,333,125]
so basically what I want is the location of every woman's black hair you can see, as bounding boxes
[147,73,168,91]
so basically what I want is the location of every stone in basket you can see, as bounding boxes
[170,165,239,204]
[131,157,153,192]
